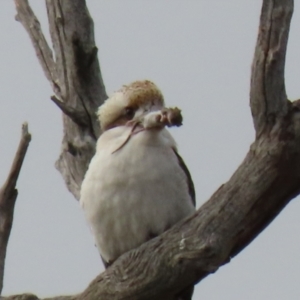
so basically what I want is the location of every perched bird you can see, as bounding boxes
[80,80,196,299]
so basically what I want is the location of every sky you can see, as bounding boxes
[1,1,300,299]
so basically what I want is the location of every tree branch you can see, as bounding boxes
[250,0,293,135]
[14,0,107,200]
[46,0,107,199]
[14,0,59,96]
[6,0,299,299]
[50,95,90,128]
[0,123,31,295]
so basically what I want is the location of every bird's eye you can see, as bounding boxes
[125,107,135,120]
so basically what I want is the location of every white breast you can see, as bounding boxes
[80,126,195,263]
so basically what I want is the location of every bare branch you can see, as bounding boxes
[0,123,31,295]
[14,0,58,95]
[250,0,293,135]
[50,95,90,128]
[4,101,300,300]
[14,0,107,200]
[45,0,107,199]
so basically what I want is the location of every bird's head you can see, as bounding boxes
[97,80,164,131]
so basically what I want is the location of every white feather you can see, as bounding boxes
[80,126,195,263]
[97,92,128,130]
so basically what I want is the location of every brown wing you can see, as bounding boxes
[173,149,196,207]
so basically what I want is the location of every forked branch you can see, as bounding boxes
[14,0,107,200]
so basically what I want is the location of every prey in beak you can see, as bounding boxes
[112,106,183,153]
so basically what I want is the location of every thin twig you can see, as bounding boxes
[0,123,31,295]
[50,95,90,128]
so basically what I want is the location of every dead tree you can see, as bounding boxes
[0,0,298,299]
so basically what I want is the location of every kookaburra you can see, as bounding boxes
[80,80,196,299]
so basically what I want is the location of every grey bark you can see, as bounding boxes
[0,0,298,299]
[0,124,31,295]
[14,0,107,200]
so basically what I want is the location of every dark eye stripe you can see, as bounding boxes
[125,106,135,119]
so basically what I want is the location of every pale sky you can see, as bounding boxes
[1,1,300,299]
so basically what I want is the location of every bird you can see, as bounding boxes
[80,80,196,299]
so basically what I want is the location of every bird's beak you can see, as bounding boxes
[134,104,164,121]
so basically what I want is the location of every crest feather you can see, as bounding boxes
[97,80,164,130]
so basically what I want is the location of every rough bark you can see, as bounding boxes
[0,124,31,295]
[14,0,107,200]
[2,0,298,299]
[250,0,291,135]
